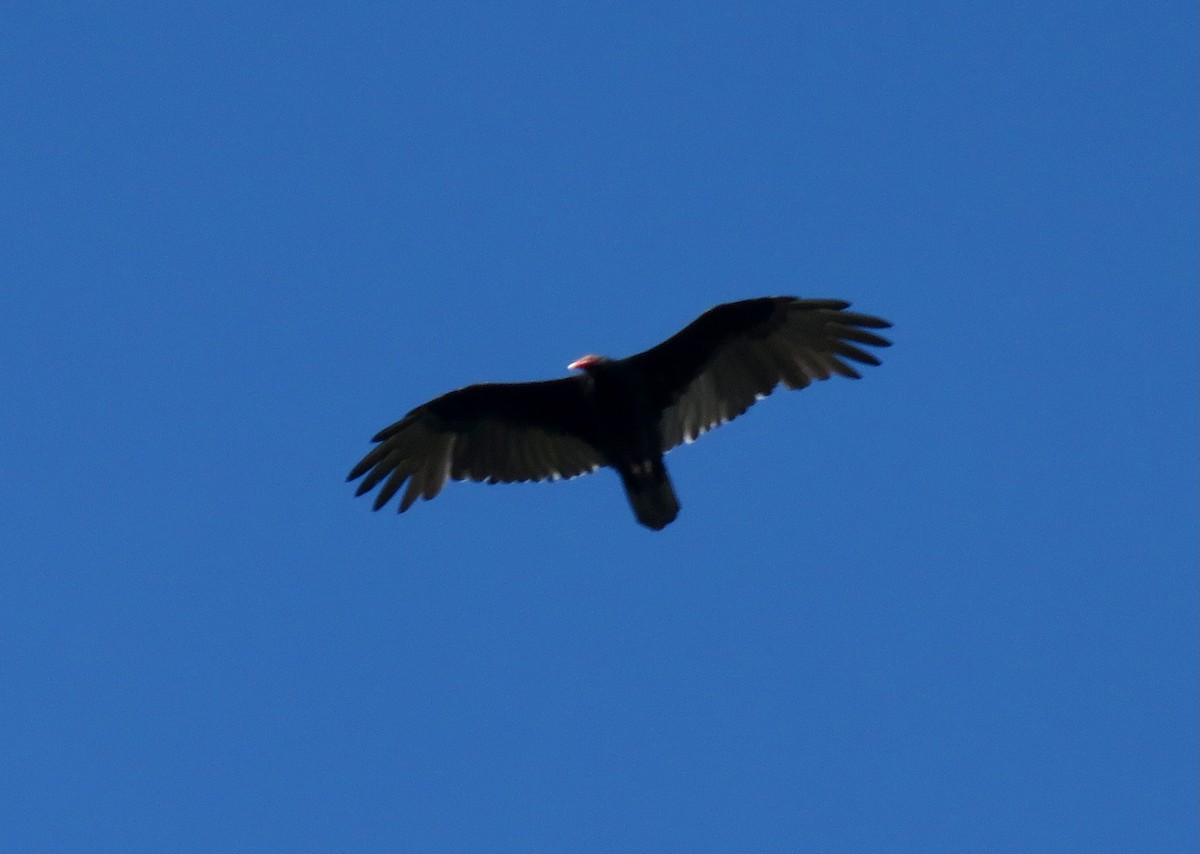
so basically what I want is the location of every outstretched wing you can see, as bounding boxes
[347,377,604,512]
[625,297,892,451]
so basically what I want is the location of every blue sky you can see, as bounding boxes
[2,2,1195,850]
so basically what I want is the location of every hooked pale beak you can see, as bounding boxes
[568,354,601,371]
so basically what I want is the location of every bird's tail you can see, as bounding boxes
[621,460,680,531]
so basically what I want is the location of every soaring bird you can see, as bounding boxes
[348,297,891,530]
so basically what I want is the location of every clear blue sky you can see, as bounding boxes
[3,2,1195,851]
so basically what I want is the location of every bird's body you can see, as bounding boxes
[575,356,681,529]
[348,297,891,530]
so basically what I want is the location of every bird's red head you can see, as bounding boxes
[567,354,605,371]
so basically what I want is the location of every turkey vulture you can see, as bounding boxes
[348,297,891,530]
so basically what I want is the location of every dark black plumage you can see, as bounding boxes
[347,296,891,530]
